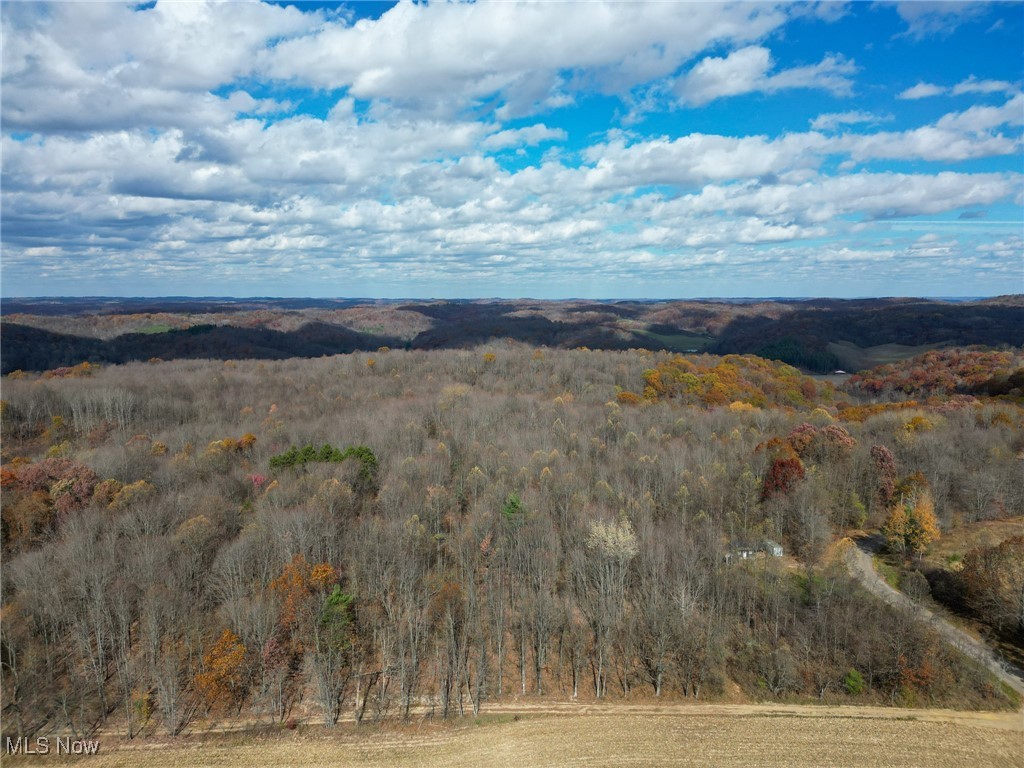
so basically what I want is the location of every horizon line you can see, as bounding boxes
[2,294,1015,303]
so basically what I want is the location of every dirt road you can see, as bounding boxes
[844,535,1024,698]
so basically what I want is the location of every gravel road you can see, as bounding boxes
[844,535,1024,699]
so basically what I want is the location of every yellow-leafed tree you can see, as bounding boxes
[196,629,249,714]
[883,490,940,558]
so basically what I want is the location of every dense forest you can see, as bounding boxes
[3,296,1023,375]
[1,345,1022,739]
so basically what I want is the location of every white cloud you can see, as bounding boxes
[574,93,1022,191]
[894,2,991,40]
[481,124,567,151]
[1,0,317,133]
[666,171,1019,225]
[675,46,856,106]
[675,46,774,105]
[898,81,946,99]
[261,1,790,114]
[810,110,890,131]
[841,125,1019,164]
[934,93,1024,133]
[1,1,1020,298]
[581,132,831,189]
[898,76,1018,101]
[952,76,1016,96]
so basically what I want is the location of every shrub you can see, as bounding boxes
[844,668,865,695]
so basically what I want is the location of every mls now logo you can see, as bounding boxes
[5,736,100,755]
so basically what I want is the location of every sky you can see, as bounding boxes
[1,1,1022,300]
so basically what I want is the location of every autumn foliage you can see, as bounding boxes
[0,343,1019,735]
[761,457,806,501]
[882,491,940,558]
[196,630,249,714]
[632,354,829,408]
[271,555,339,639]
[1,458,98,549]
[847,349,1024,399]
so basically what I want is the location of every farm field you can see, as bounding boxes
[632,327,714,352]
[16,703,1023,768]
[825,341,949,373]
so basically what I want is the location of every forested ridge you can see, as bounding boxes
[4,296,1022,374]
[1,346,1021,739]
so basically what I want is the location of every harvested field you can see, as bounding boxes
[826,340,948,373]
[20,703,1024,768]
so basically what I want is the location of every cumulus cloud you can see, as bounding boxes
[260,1,790,114]
[1,0,1021,298]
[810,111,891,131]
[481,124,567,151]
[675,46,856,106]
[0,0,317,133]
[574,93,1021,191]
[677,171,1020,223]
[952,76,1017,96]
[898,82,946,99]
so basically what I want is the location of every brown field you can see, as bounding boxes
[18,703,1024,768]
[924,516,1024,569]
[826,340,949,373]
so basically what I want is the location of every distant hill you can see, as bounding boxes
[709,298,1024,372]
[0,322,402,374]
[2,296,1021,374]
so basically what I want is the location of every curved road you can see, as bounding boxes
[844,536,1024,699]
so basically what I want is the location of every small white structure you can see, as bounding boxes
[763,540,784,557]
[726,539,783,562]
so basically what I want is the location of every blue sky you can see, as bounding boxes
[1,1,1021,299]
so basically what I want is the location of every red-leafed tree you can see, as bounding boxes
[761,457,806,501]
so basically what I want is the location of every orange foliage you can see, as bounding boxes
[270,555,337,633]
[616,391,643,405]
[203,433,256,456]
[41,361,98,379]
[835,401,922,422]
[0,466,19,489]
[637,354,824,409]
[196,629,249,712]
[310,563,338,591]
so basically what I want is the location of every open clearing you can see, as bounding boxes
[826,340,948,372]
[923,516,1024,570]
[25,703,1024,768]
[633,327,714,352]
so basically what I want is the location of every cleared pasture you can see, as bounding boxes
[826,340,948,373]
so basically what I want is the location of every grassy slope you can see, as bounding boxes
[922,517,1024,571]
[826,341,949,373]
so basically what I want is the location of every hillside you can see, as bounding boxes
[2,345,1021,743]
[3,296,1022,374]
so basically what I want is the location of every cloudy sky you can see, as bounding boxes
[1,1,1022,299]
